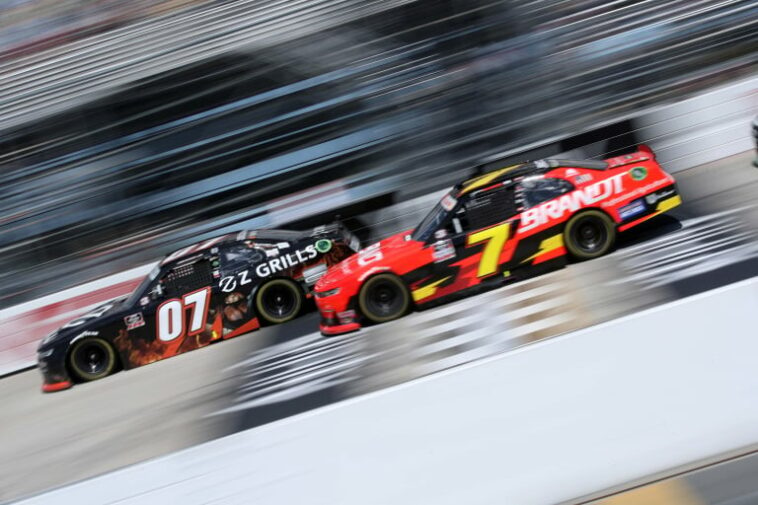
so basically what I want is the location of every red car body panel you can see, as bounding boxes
[315,146,681,334]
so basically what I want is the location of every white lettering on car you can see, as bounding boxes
[221,244,319,291]
[519,173,626,233]
[357,243,383,267]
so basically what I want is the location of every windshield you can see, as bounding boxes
[125,264,161,306]
[411,193,456,242]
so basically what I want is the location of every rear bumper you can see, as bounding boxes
[617,183,681,232]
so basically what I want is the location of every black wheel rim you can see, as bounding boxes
[74,343,108,375]
[262,284,297,318]
[366,280,403,317]
[573,217,607,253]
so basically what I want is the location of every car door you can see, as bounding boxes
[217,241,266,331]
[146,254,218,359]
[431,184,522,285]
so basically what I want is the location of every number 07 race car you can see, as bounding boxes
[314,145,681,335]
[37,223,360,392]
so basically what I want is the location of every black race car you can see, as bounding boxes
[37,223,360,392]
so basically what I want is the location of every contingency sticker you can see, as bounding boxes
[124,312,146,330]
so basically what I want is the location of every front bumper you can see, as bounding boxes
[320,320,361,336]
[38,346,73,393]
[318,308,361,335]
[42,380,73,392]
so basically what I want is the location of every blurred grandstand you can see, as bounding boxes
[0,0,755,308]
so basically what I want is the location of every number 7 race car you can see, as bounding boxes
[314,145,681,335]
[37,223,360,392]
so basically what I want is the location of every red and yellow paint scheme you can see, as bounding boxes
[314,145,680,335]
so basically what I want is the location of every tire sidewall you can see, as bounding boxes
[68,337,117,382]
[564,210,616,260]
[255,278,303,325]
[359,273,410,324]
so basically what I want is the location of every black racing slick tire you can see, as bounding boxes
[68,337,117,382]
[564,210,616,260]
[255,278,304,325]
[358,273,411,324]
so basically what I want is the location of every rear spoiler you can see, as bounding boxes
[637,144,657,160]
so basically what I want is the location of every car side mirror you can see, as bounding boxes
[149,284,164,301]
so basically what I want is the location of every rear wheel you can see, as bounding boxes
[564,210,616,260]
[359,273,410,324]
[255,278,303,324]
[68,337,117,382]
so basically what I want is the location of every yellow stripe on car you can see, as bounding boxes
[520,234,564,264]
[412,277,451,302]
[459,165,520,195]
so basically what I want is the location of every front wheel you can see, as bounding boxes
[564,210,616,260]
[359,273,411,324]
[255,278,304,325]
[68,337,118,382]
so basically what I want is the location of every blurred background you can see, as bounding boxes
[1,1,758,504]
[0,0,755,308]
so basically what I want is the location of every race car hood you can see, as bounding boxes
[316,229,420,288]
[37,296,128,351]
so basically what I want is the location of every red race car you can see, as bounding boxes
[314,145,681,335]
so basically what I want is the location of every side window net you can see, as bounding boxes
[465,186,516,229]
[163,259,213,294]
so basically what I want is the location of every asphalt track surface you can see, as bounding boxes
[2,151,758,502]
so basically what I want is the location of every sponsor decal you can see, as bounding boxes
[619,200,646,220]
[519,173,626,233]
[606,179,667,207]
[337,310,356,324]
[315,239,332,253]
[124,312,145,330]
[630,166,648,181]
[574,174,593,184]
[432,239,456,262]
[441,193,457,211]
[646,188,677,205]
[220,245,318,292]
[565,168,578,176]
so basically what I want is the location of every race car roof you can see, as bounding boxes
[161,229,307,265]
[458,158,609,196]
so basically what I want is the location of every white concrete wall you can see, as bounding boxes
[18,276,758,505]
[636,75,757,172]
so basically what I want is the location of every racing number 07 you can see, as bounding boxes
[157,287,211,342]
[467,222,512,278]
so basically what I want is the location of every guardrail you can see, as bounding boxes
[15,275,758,504]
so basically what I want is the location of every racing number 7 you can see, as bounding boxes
[157,287,211,342]
[467,222,512,278]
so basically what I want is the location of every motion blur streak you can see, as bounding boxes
[0,0,755,309]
